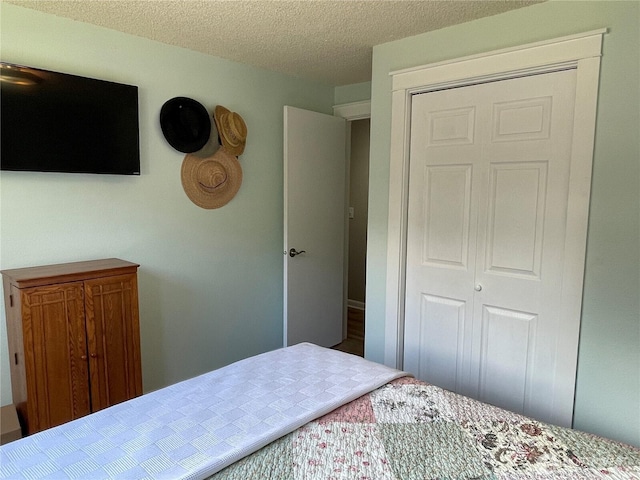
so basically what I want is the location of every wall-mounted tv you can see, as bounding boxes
[1,63,140,175]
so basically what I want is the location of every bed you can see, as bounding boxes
[1,343,638,479]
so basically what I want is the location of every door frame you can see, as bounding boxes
[333,101,371,340]
[384,29,605,424]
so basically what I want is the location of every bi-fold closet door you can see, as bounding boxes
[403,69,578,424]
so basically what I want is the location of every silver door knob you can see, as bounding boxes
[289,248,306,257]
[475,284,482,291]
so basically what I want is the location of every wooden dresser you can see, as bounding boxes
[1,258,143,435]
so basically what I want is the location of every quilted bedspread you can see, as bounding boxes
[212,377,640,480]
[0,344,406,479]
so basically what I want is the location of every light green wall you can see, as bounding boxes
[334,81,371,106]
[365,1,639,447]
[2,0,638,450]
[0,4,334,402]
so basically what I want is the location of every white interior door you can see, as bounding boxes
[284,106,346,347]
[404,70,579,426]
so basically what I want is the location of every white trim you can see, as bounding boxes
[390,29,606,91]
[348,299,366,311]
[333,100,371,120]
[385,30,605,426]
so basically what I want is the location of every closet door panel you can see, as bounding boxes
[403,293,467,393]
[477,306,537,414]
[404,83,486,398]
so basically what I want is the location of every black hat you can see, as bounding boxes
[160,97,211,153]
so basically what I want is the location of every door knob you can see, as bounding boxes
[475,284,483,292]
[289,248,306,257]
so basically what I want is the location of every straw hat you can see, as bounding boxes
[160,97,211,153]
[181,148,242,209]
[213,105,247,156]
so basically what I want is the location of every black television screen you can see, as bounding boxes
[1,63,140,175]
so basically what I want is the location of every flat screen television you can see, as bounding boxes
[1,62,140,175]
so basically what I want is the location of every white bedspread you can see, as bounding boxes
[0,343,407,479]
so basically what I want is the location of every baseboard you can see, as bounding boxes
[348,299,365,311]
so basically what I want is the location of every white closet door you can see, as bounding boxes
[403,85,484,398]
[404,69,577,425]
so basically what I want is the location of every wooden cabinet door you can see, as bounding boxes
[84,273,142,411]
[21,282,90,433]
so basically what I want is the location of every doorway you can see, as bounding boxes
[347,119,370,313]
[284,102,371,352]
[333,117,370,357]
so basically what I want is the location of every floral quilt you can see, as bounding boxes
[211,377,640,479]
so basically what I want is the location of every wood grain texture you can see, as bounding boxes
[86,273,142,412]
[1,258,139,289]
[2,259,141,434]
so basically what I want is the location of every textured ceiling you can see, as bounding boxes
[5,0,541,86]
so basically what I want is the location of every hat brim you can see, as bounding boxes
[181,148,242,209]
[160,97,211,153]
